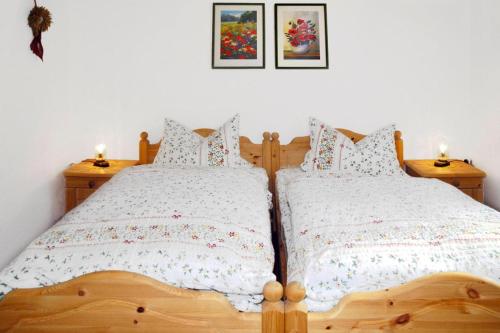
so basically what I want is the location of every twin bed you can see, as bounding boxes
[0,122,499,332]
[0,129,284,333]
[272,128,500,332]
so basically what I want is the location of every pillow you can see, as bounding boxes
[153,114,251,168]
[301,118,402,176]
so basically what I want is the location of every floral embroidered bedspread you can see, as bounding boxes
[277,169,500,311]
[0,166,275,312]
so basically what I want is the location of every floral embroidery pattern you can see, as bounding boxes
[0,166,275,312]
[154,114,252,168]
[302,118,403,176]
[207,130,227,166]
[314,125,338,170]
[277,169,500,311]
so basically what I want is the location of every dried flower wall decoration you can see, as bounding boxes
[28,0,52,61]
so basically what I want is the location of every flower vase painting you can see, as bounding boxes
[212,3,265,69]
[285,15,319,59]
[275,4,329,69]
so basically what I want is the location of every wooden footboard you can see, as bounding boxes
[285,272,500,333]
[0,271,284,333]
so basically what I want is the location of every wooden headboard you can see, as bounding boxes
[271,129,404,173]
[138,129,272,177]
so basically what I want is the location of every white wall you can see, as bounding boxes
[0,0,499,268]
[469,0,500,211]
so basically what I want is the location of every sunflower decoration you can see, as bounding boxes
[28,1,52,61]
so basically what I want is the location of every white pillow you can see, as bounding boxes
[301,118,403,176]
[153,114,251,168]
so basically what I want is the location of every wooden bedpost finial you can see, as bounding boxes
[262,281,284,333]
[395,130,402,140]
[284,282,307,333]
[271,132,280,141]
[263,132,271,141]
[285,282,306,303]
[139,132,150,165]
[264,281,283,302]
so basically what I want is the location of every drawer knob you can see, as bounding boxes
[88,180,96,188]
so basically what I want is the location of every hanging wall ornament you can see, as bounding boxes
[28,0,52,61]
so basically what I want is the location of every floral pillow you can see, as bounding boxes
[153,114,252,168]
[301,118,403,176]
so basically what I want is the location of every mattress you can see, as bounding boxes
[0,165,275,311]
[276,168,500,311]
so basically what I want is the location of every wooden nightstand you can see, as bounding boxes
[405,159,486,203]
[64,160,138,212]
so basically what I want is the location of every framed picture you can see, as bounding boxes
[212,3,265,69]
[275,3,329,69]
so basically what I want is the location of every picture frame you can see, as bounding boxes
[275,3,329,69]
[212,3,265,69]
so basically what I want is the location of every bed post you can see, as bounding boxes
[263,132,272,185]
[285,282,308,333]
[262,281,284,333]
[271,132,281,195]
[270,132,281,221]
[139,132,150,165]
[395,130,404,167]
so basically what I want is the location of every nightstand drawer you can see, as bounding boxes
[66,177,109,189]
[76,188,96,201]
[438,178,482,189]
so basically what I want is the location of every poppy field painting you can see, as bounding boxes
[212,3,265,68]
[275,4,329,69]
[220,10,257,60]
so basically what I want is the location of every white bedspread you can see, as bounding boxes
[0,165,275,311]
[277,168,500,311]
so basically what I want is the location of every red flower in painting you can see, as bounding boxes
[284,18,318,49]
[245,45,256,55]
[220,19,258,60]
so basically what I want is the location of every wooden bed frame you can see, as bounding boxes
[270,129,500,333]
[0,129,284,333]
